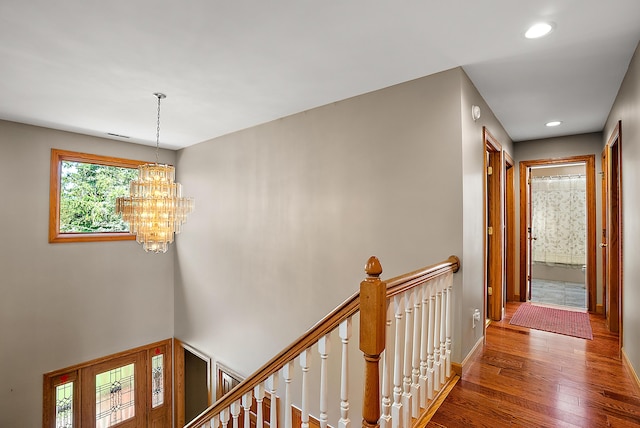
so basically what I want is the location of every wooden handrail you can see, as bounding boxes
[184,255,460,428]
[385,255,460,298]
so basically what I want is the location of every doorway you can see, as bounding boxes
[602,121,623,340]
[519,155,597,312]
[484,127,505,322]
[528,163,587,308]
[174,339,212,427]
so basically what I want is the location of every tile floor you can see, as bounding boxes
[530,278,587,309]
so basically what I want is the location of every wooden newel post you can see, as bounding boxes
[359,256,386,428]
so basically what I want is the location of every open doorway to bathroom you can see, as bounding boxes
[529,163,587,308]
[519,155,597,312]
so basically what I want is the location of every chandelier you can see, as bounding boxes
[116,93,194,253]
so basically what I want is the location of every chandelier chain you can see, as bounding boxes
[155,94,161,164]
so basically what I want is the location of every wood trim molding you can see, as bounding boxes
[413,375,460,426]
[174,338,186,428]
[504,152,516,301]
[518,161,528,301]
[43,338,172,377]
[48,148,148,243]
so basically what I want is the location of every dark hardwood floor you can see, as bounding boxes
[428,302,640,427]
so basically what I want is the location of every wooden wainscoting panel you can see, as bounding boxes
[292,405,322,428]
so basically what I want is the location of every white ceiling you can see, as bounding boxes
[1,1,639,150]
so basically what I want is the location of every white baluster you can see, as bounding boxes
[439,278,447,386]
[445,274,453,378]
[380,302,393,428]
[231,399,241,428]
[402,291,413,424]
[411,288,421,417]
[392,295,404,428]
[255,383,265,428]
[419,283,429,407]
[242,391,253,428]
[300,349,311,428]
[221,408,231,428]
[433,285,442,391]
[426,286,435,400]
[339,318,352,428]
[318,335,331,428]
[210,414,220,428]
[266,374,279,428]
[283,362,294,428]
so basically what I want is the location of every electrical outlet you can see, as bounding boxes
[472,309,481,328]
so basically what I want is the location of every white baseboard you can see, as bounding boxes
[452,335,484,377]
[622,347,640,394]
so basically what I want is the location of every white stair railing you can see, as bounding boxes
[185,256,459,428]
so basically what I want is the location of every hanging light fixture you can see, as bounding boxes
[116,92,194,253]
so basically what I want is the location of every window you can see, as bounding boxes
[151,354,164,408]
[49,149,146,243]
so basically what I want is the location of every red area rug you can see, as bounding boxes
[509,303,593,340]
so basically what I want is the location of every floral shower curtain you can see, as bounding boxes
[531,174,586,265]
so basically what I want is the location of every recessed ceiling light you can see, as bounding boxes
[545,121,562,127]
[525,22,554,39]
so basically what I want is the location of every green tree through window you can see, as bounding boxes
[60,161,138,233]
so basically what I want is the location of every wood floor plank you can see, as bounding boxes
[428,302,640,427]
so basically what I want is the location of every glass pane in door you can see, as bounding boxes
[55,381,73,428]
[95,363,135,427]
[151,354,164,408]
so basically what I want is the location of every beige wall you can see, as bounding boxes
[459,69,513,350]
[174,67,511,421]
[603,41,640,375]
[513,132,603,303]
[176,68,459,371]
[0,120,176,427]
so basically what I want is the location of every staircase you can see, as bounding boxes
[184,255,460,428]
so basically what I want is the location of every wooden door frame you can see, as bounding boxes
[600,146,608,316]
[518,155,597,312]
[604,120,623,340]
[505,153,516,302]
[174,338,213,428]
[483,127,504,321]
